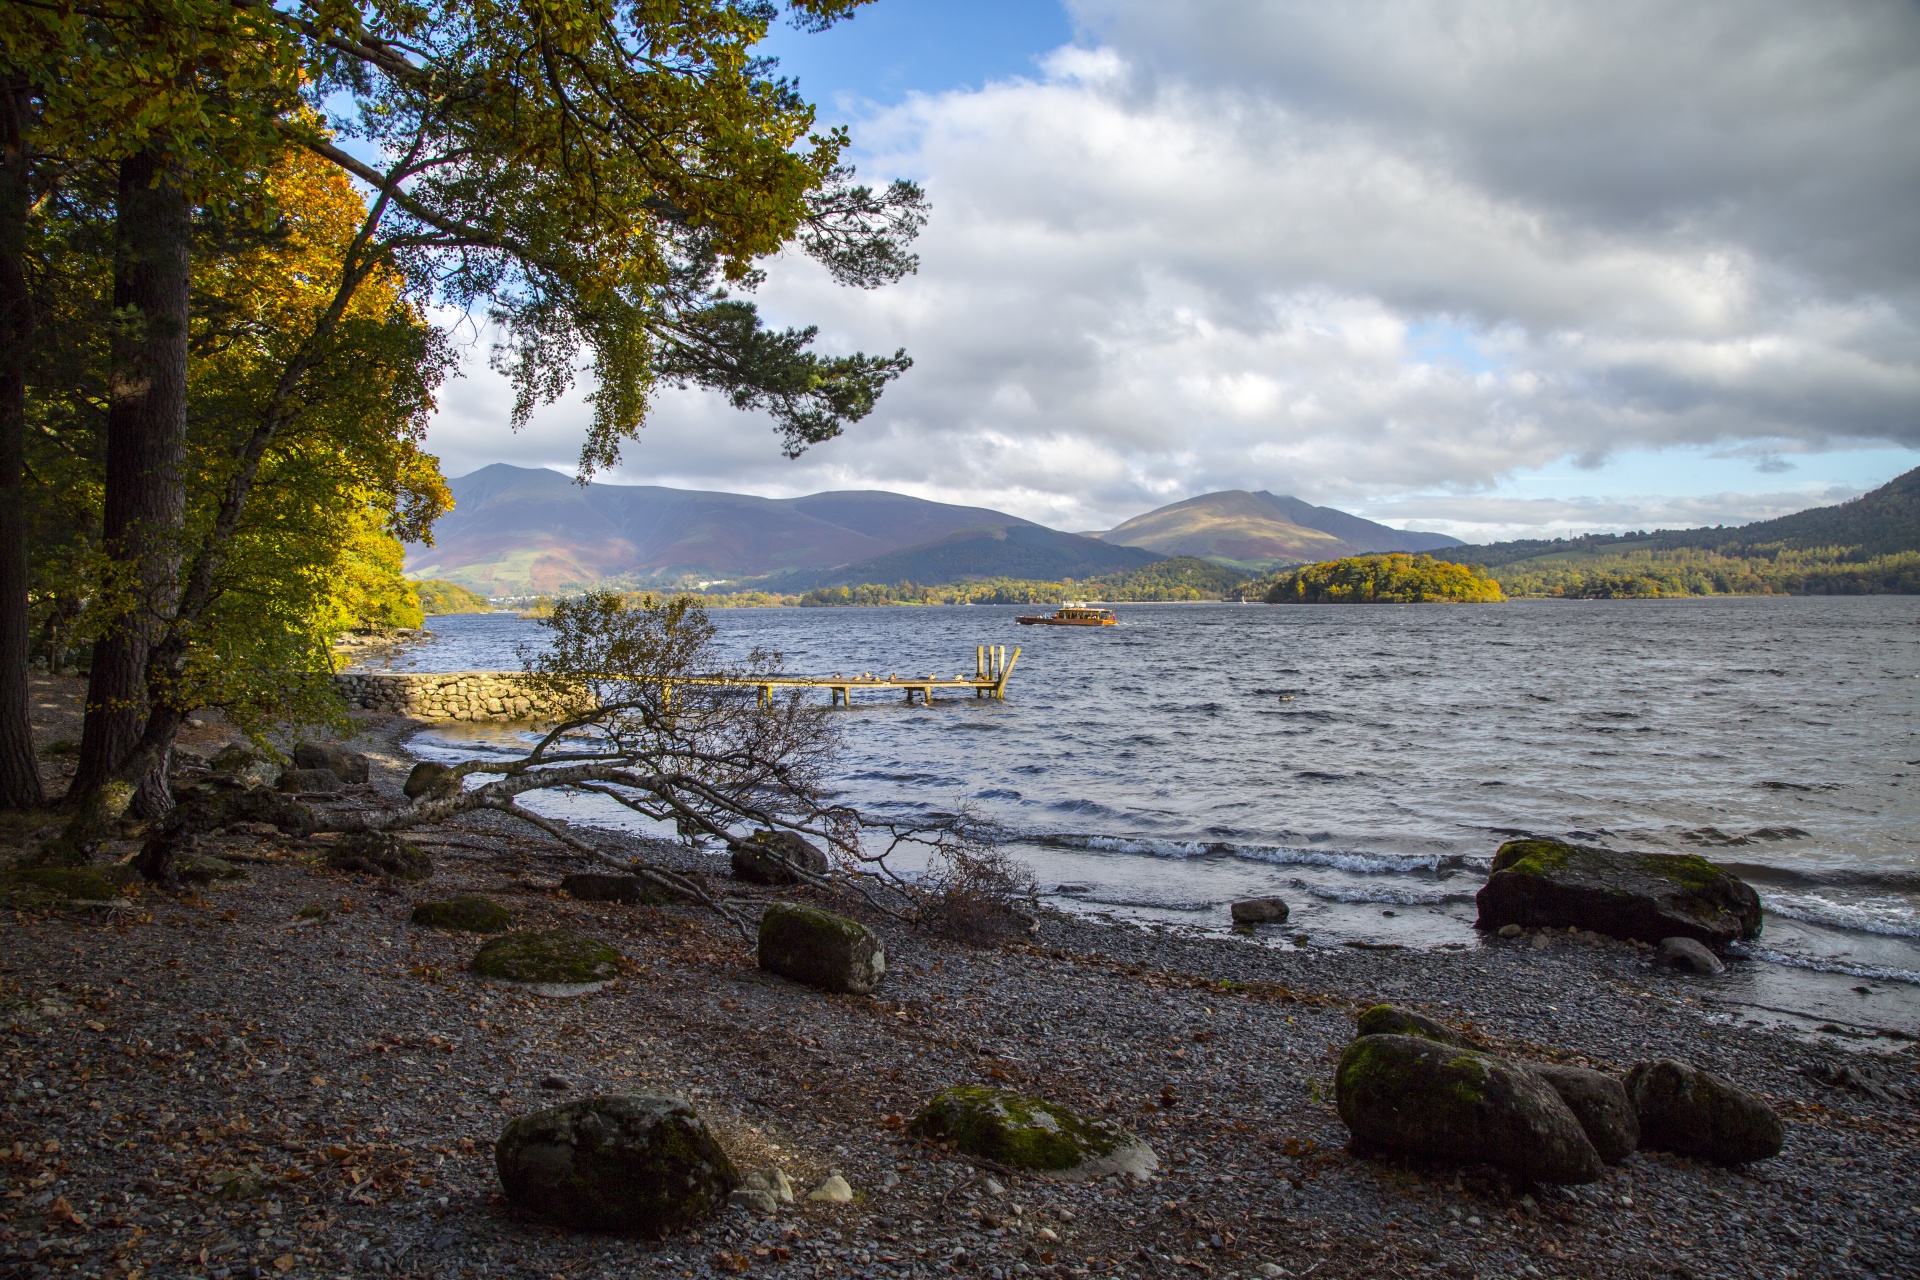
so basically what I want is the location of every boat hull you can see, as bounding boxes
[1016,616,1116,626]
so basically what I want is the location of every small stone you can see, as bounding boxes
[806,1175,854,1204]
[1035,1227,1059,1242]
[1658,936,1726,975]
[1497,923,1523,938]
[1531,932,1551,949]
[1229,897,1289,924]
[743,1168,794,1203]
[983,1177,1006,1196]
[1257,1266,1284,1279]
[540,1075,570,1090]
[175,852,245,885]
[729,1188,779,1215]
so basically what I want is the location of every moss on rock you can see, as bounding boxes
[908,1086,1139,1173]
[411,895,512,933]
[325,831,433,882]
[757,902,885,995]
[1476,837,1761,947]
[473,929,621,985]
[495,1094,737,1235]
[0,863,137,908]
[1355,1004,1465,1046]
[1336,1034,1603,1184]
[1625,1059,1783,1165]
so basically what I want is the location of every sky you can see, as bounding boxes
[422,0,1920,541]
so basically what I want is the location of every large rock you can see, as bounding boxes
[0,864,138,909]
[168,780,315,837]
[908,1086,1157,1177]
[276,767,343,795]
[1475,838,1762,948]
[1230,897,1290,924]
[411,895,511,933]
[562,872,676,905]
[1625,1059,1784,1164]
[473,929,621,986]
[208,744,276,789]
[1529,1064,1639,1164]
[1658,936,1726,975]
[325,831,433,881]
[757,902,885,995]
[292,742,370,785]
[1335,1035,1603,1184]
[1355,1004,1465,1046]
[404,761,460,801]
[731,830,830,886]
[495,1095,737,1235]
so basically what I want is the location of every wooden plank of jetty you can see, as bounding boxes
[678,644,1020,706]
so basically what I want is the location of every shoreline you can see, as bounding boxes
[4,713,1918,1279]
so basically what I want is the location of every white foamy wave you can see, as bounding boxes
[1037,833,1469,876]
[1743,948,1920,987]
[1301,884,1473,906]
[1761,893,1920,939]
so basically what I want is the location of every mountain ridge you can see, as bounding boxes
[1098,489,1461,567]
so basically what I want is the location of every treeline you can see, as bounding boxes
[0,2,925,821]
[1247,554,1505,604]
[413,580,493,616]
[789,557,1253,606]
[1490,547,1920,598]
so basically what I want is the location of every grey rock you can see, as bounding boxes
[1529,1063,1639,1164]
[561,873,675,905]
[1658,936,1725,975]
[731,830,830,885]
[1229,897,1289,925]
[176,853,246,885]
[403,761,460,801]
[291,743,370,785]
[1625,1059,1784,1165]
[275,767,343,795]
[1336,1035,1603,1184]
[1497,923,1524,938]
[757,902,885,995]
[729,1188,779,1215]
[1354,1004,1465,1046]
[494,1094,738,1235]
[907,1085,1156,1178]
[325,831,433,881]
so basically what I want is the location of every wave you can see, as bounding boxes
[1299,883,1476,906]
[1760,893,1920,939]
[1742,948,1920,987]
[1030,833,1476,876]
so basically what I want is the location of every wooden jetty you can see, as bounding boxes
[721,644,1020,706]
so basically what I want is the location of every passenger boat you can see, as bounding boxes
[1016,602,1117,626]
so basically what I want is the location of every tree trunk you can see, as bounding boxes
[69,147,189,816]
[0,78,44,810]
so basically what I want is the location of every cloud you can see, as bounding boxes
[423,0,1920,536]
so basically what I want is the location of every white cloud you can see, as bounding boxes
[423,0,1920,536]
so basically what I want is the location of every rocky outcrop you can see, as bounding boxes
[325,831,433,881]
[1229,897,1289,924]
[1335,1034,1603,1184]
[757,902,885,995]
[1475,838,1762,948]
[292,743,370,784]
[1354,1004,1465,1046]
[495,1095,737,1235]
[730,831,829,886]
[908,1086,1157,1177]
[411,895,512,933]
[473,930,621,986]
[1529,1064,1639,1164]
[1625,1059,1784,1165]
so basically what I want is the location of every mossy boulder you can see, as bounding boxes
[0,863,137,908]
[1474,838,1761,948]
[292,742,370,785]
[168,780,315,837]
[1529,1064,1638,1164]
[730,830,830,886]
[276,767,343,795]
[1335,1034,1603,1184]
[1625,1059,1783,1165]
[473,929,621,986]
[411,895,511,933]
[1229,896,1289,924]
[495,1094,737,1235]
[1355,1004,1466,1046]
[208,744,277,788]
[325,831,433,881]
[176,853,246,885]
[757,902,885,995]
[908,1086,1156,1177]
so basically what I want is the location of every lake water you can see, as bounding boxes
[363,597,1920,1034]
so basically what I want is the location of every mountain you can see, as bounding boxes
[1436,467,1920,569]
[406,465,1047,594]
[760,524,1162,592]
[1098,490,1462,568]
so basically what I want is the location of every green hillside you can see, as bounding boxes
[1434,466,1920,597]
[413,579,494,614]
[794,556,1254,606]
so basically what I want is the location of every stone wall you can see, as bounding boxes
[333,671,550,721]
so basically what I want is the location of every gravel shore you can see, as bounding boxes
[3,710,1918,1280]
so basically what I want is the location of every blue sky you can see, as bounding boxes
[422,1,1920,539]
